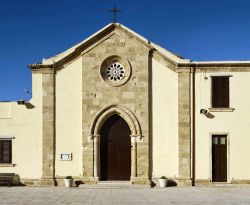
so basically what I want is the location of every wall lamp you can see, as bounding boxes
[17,99,25,105]
[200,109,208,115]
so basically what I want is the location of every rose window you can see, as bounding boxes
[100,55,131,87]
[106,63,125,81]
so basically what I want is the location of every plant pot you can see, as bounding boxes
[158,178,167,188]
[64,179,72,188]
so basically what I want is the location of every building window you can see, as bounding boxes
[0,140,12,163]
[100,55,131,87]
[106,62,125,82]
[211,76,229,108]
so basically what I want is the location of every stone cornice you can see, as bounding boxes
[29,64,53,69]
[176,62,250,73]
[28,25,117,70]
[178,62,250,68]
[116,25,155,51]
[29,67,55,74]
[29,58,250,73]
[152,51,178,72]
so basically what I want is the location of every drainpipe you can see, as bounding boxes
[192,65,196,186]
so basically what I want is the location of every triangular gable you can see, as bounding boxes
[29,23,190,69]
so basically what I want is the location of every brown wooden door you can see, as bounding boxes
[212,135,227,182]
[100,114,131,180]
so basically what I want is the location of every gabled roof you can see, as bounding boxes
[29,23,190,69]
[29,23,250,70]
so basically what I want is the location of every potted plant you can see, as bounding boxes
[158,176,167,188]
[64,176,72,188]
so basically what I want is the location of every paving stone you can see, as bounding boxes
[0,186,250,205]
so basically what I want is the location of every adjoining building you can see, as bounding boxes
[1,23,250,186]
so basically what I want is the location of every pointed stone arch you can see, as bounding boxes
[90,104,141,136]
[90,104,141,180]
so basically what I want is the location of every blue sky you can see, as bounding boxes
[0,0,250,101]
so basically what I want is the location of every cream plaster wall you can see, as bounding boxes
[195,72,250,181]
[0,73,43,178]
[55,58,82,177]
[0,103,11,118]
[152,58,178,178]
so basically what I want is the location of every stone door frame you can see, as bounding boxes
[89,104,142,181]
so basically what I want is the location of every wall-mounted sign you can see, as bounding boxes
[60,153,72,161]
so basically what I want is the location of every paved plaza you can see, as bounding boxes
[0,186,250,205]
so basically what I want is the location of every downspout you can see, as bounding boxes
[192,65,196,186]
[148,47,155,183]
[53,61,56,185]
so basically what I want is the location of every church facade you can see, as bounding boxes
[1,23,250,186]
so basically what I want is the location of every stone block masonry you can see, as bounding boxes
[178,71,192,185]
[40,69,56,186]
[82,27,150,184]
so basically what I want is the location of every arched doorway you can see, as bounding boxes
[100,114,131,180]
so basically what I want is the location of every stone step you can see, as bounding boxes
[78,181,150,189]
[211,183,234,186]
[98,181,132,186]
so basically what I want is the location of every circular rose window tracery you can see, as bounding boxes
[106,62,125,81]
[100,55,131,87]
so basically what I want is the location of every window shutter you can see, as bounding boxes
[212,76,229,108]
[0,142,2,162]
[212,77,219,107]
[0,140,12,163]
[222,77,229,108]
[3,141,11,163]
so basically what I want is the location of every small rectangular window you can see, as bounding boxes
[220,137,226,145]
[212,76,229,108]
[212,137,218,144]
[0,140,12,163]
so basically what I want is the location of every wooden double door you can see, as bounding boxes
[212,135,227,182]
[100,114,131,180]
